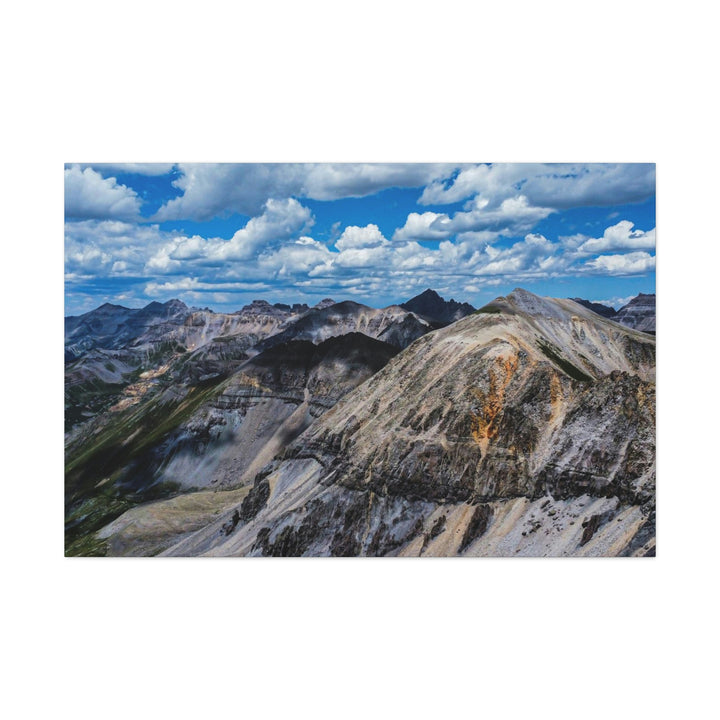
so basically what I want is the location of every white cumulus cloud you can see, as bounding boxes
[153,163,459,221]
[437,195,555,235]
[420,163,655,210]
[146,197,314,272]
[65,166,142,221]
[392,212,451,242]
[335,224,388,251]
[585,251,656,275]
[392,196,555,244]
[65,219,169,276]
[576,220,656,254]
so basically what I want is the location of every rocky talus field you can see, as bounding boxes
[65,289,655,557]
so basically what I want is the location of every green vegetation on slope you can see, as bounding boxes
[536,339,593,383]
[65,378,127,432]
[65,373,229,555]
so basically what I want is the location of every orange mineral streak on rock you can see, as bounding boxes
[470,352,519,453]
[549,372,563,413]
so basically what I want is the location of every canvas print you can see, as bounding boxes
[64,163,656,557]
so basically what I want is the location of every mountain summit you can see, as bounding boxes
[400,288,475,327]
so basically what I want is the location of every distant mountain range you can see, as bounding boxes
[613,293,656,333]
[65,288,655,558]
[569,293,656,333]
[569,298,618,319]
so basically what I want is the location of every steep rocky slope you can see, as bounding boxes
[65,348,145,430]
[254,300,431,350]
[152,333,401,494]
[615,293,656,333]
[64,299,310,432]
[65,298,304,362]
[65,332,400,555]
[65,294,437,554]
[65,297,426,427]
[155,289,655,557]
[166,300,300,354]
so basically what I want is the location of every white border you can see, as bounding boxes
[4,2,718,718]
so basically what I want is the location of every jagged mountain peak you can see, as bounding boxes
[484,289,570,320]
[272,302,311,313]
[314,298,337,310]
[138,298,189,316]
[163,298,189,310]
[95,302,130,312]
[401,288,475,326]
[66,302,131,321]
[233,299,301,319]
[615,293,655,334]
[417,288,442,300]
[253,298,430,352]
[240,299,274,311]
[620,293,656,307]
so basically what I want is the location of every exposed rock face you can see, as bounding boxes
[569,298,617,319]
[65,299,192,360]
[238,334,399,408]
[615,294,656,333]
[65,328,401,555]
[65,298,305,364]
[400,288,475,326]
[155,289,655,558]
[254,301,430,351]
[150,334,401,493]
[67,288,656,558]
[272,302,310,313]
[64,299,312,432]
[313,298,336,310]
[64,348,145,432]
[169,335,253,384]
[234,299,293,318]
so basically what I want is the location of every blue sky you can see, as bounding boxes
[64,163,655,315]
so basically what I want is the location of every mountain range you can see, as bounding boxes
[65,288,656,557]
[569,293,656,333]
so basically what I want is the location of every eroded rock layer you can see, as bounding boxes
[147,289,656,557]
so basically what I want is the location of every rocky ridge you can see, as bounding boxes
[65,327,401,554]
[64,299,313,432]
[66,288,656,557]
[615,293,656,333]
[569,298,617,319]
[401,288,476,326]
[254,301,431,351]
[145,289,656,557]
